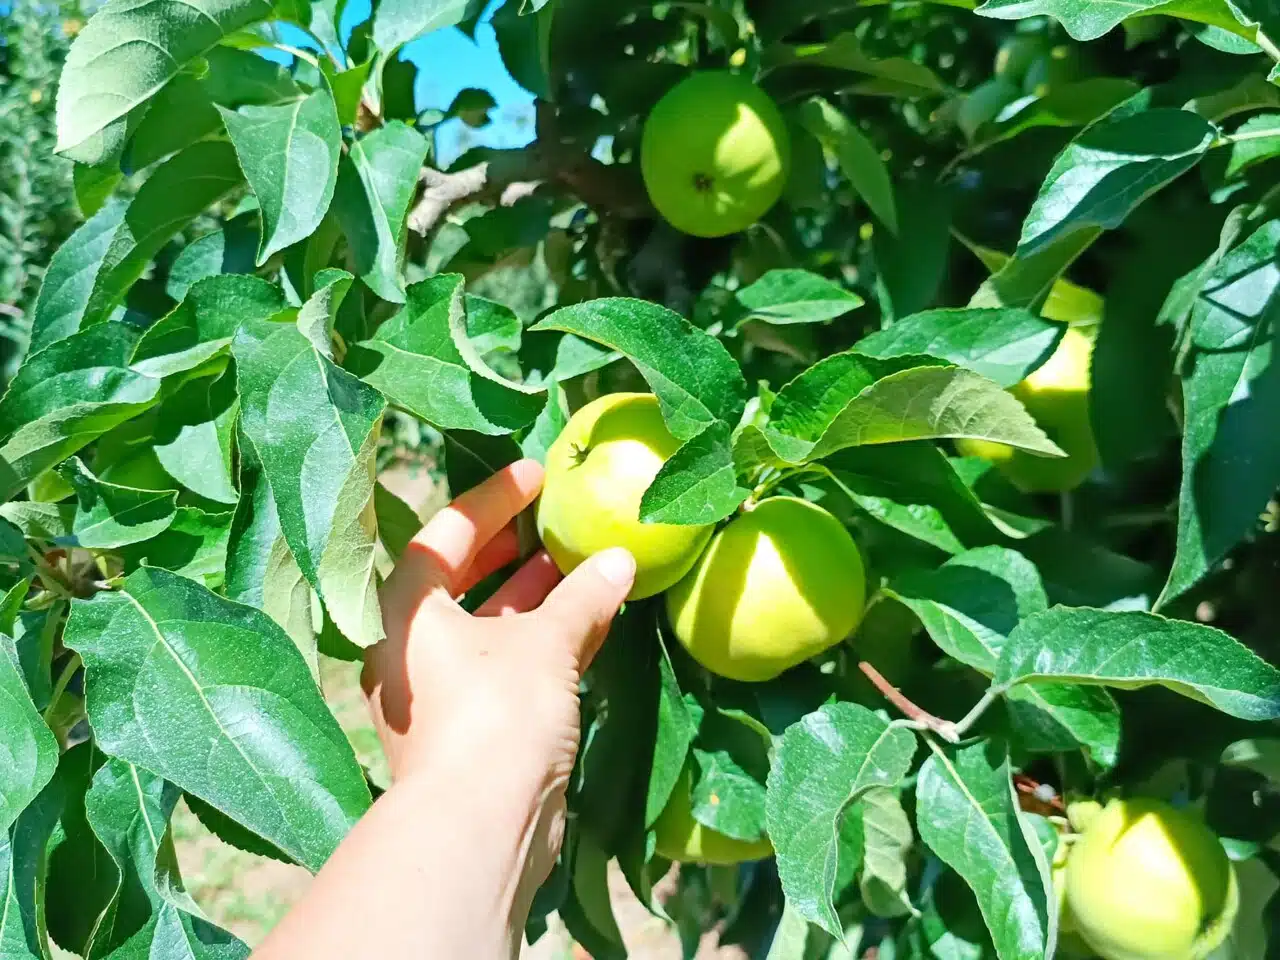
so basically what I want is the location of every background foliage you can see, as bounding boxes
[2,0,1280,957]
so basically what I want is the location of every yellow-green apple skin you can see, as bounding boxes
[1065,798,1238,960]
[640,72,791,238]
[665,496,866,682]
[653,765,773,865]
[955,326,1098,492]
[536,393,713,601]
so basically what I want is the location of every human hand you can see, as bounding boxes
[362,459,635,900]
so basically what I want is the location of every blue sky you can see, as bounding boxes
[337,0,536,165]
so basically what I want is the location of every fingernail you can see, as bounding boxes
[594,548,636,587]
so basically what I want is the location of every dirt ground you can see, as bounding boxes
[172,464,745,957]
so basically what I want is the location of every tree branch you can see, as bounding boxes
[859,661,959,743]
[406,100,651,237]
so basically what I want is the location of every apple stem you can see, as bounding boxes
[858,661,959,743]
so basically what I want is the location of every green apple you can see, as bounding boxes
[640,71,791,238]
[536,392,714,600]
[665,496,866,682]
[1065,797,1238,960]
[955,326,1098,493]
[653,764,773,865]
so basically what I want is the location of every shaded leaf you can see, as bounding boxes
[798,98,898,233]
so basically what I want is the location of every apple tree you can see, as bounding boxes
[3,0,1280,957]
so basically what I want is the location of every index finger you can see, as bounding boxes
[386,459,544,603]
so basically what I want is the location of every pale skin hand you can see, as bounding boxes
[252,459,635,960]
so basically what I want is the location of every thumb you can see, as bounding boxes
[537,548,636,668]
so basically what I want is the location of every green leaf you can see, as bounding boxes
[54,0,274,163]
[125,46,302,171]
[73,162,122,218]
[645,632,698,829]
[886,546,1047,674]
[333,122,431,303]
[1225,113,1280,178]
[166,212,261,302]
[888,548,1121,765]
[233,318,385,647]
[857,309,1065,388]
[531,298,749,441]
[1161,218,1280,605]
[690,709,771,843]
[131,274,287,379]
[219,90,343,264]
[762,33,945,100]
[64,567,372,871]
[373,0,484,52]
[976,0,1189,40]
[59,457,178,549]
[765,702,918,937]
[0,633,57,836]
[734,269,864,326]
[859,787,916,918]
[639,423,748,526]
[119,506,234,588]
[374,483,421,562]
[873,181,953,322]
[765,358,1064,464]
[797,98,898,234]
[226,426,316,657]
[0,324,162,495]
[444,432,521,499]
[43,745,119,958]
[27,199,125,355]
[916,740,1053,960]
[822,443,998,555]
[295,268,353,357]
[83,759,249,957]
[1016,108,1217,259]
[29,140,244,353]
[0,755,72,959]
[997,606,1280,720]
[152,371,240,506]
[350,275,545,434]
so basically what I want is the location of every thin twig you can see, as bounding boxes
[858,661,959,742]
[43,652,81,726]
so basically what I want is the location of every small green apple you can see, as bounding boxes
[1065,797,1238,960]
[536,392,713,600]
[640,71,791,238]
[653,764,773,865]
[955,326,1098,493]
[665,496,866,682]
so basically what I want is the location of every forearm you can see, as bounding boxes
[252,758,542,960]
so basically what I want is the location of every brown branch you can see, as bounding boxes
[405,100,651,238]
[858,661,959,742]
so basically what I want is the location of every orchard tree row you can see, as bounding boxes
[1,0,1279,958]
